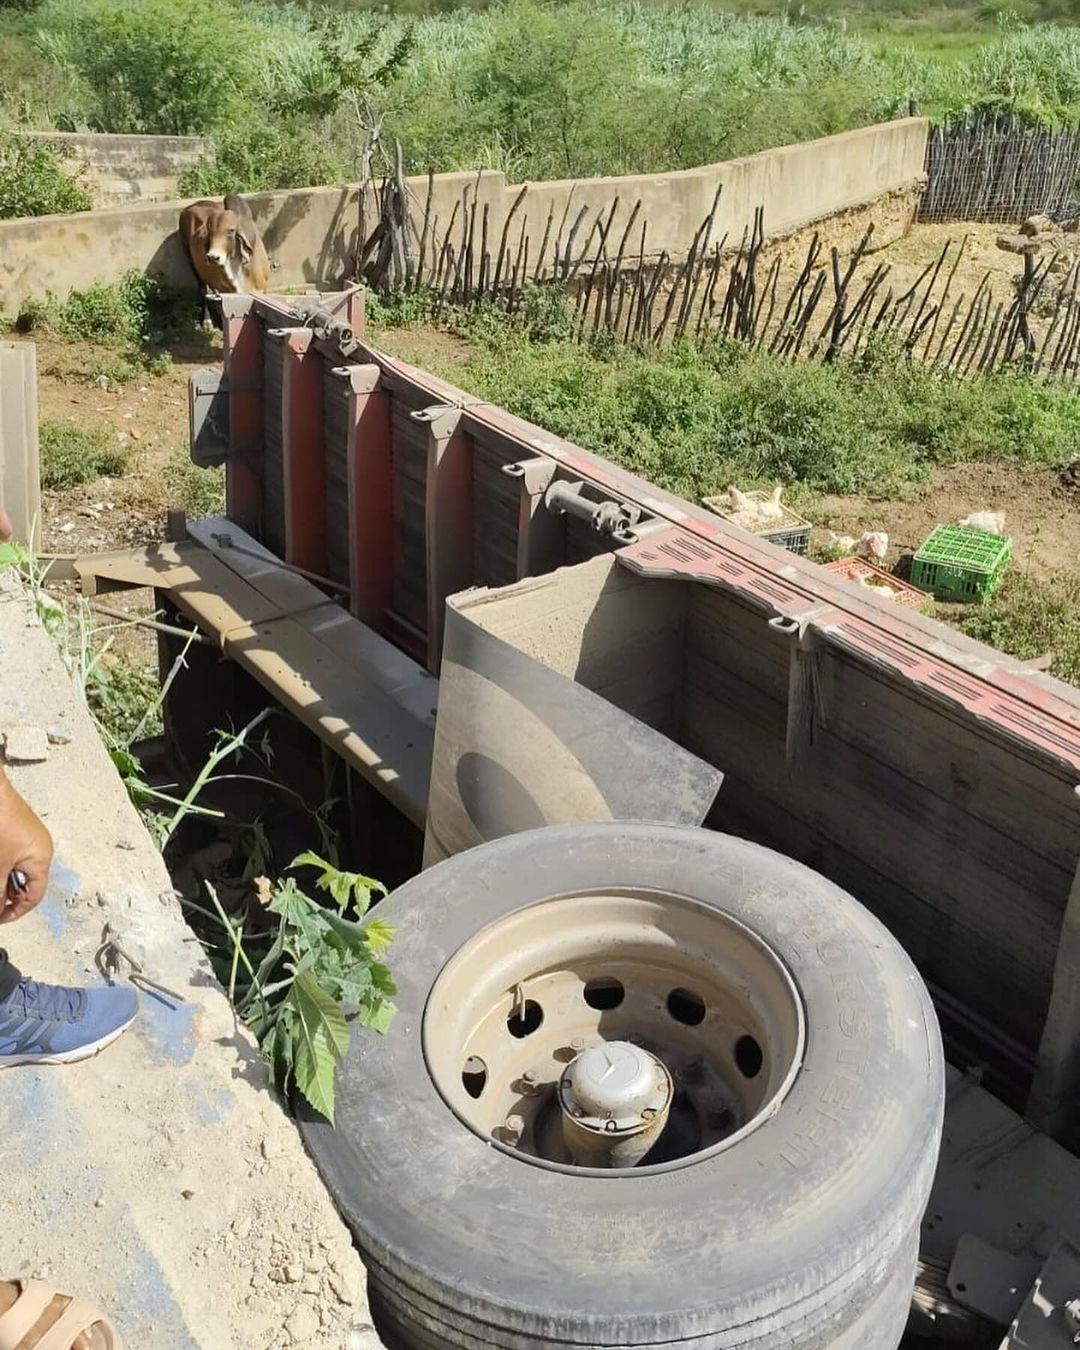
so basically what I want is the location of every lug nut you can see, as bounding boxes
[503,1114,525,1144]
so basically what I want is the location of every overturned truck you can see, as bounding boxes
[76,289,1080,1349]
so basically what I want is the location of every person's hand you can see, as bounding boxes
[0,770,53,922]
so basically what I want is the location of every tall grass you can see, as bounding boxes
[18,0,1080,188]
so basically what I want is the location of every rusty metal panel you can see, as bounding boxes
[470,425,523,587]
[221,295,262,536]
[279,330,326,578]
[323,360,352,588]
[389,386,430,637]
[261,330,286,558]
[0,342,41,549]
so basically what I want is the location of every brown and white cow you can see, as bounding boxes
[178,194,271,325]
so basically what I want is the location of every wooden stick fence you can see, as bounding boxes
[920,115,1080,225]
[360,164,1080,382]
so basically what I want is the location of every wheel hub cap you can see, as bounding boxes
[559,1040,674,1167]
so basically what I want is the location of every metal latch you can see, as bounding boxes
[188,367,231,468]
[296,305,360,356]
[544,480,642,545]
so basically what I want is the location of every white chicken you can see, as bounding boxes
[756,485,785,522]
[958,510,1007,536]
[857,531,889,562]
[725,483,785,525]
[824,530,859,555]
[726,484,755,514]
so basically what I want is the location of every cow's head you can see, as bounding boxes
[204,208,255,269]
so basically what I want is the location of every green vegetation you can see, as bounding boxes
[438,301,1080,501]
[39,418,128,488]
[0,132,90,218]
[165,448,226,519]
[0,0,1079,196]
[194,855,396,1121]
[15,269,196,346]
[961,570,1080,684]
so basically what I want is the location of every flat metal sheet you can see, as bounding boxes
[1003,1239,1080,1348]
[424,599,723,866]
[947,1232,1041,1328]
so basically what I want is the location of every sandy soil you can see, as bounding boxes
[17,331,221,558]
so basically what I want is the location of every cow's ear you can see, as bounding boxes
[237,231,253,261]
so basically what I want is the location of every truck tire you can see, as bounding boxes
[300,823,944,1349]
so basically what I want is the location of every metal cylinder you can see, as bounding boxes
[558,1041,673,1169]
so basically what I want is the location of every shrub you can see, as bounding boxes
[35,0,262,134]
[39,419,128,488]
[16,271,199,349]
[178,121,344,197]
[449,309,1080,501]
[0,133,91,219]
[961,571,1080,685]
[165,447,225,518]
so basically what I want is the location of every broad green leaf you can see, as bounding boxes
[291,851,387,915]
[364,917,396,958]
[0,541,27,569]
[110,747,141,778]
[370,961,397,995]
[331,962,373,1007]
[359,993,396,1034]
[290,970,350,1122]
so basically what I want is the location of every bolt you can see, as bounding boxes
[570,1037,585,1052]
[604,1119,618,1133]
[503,1114,525,1145]
[642,1108,657,1121]
[516,1069,542,1095]
[522,1070,537,1084]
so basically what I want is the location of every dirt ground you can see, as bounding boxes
[20,331,221,558]
[812,461,1080,581]
[11,221,1080,640]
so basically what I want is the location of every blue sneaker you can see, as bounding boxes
[0,974,138,1066]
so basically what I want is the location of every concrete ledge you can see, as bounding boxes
[21,130,209,207]
[0,571,384,1350]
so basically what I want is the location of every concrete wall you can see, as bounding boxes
[22,130,209,207]
[0,119,928,315]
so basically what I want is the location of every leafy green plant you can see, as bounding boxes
[961,569,1080,684]
[0,133,91,219]
[178,120,344,197]
[35,0,262,134]
[445,312,1080,501]
[198,854,395,1121]
[39,418,127,488]
[165,447,226,519]
[15,272,200,371]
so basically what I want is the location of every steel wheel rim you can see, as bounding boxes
[422,888,806,1177]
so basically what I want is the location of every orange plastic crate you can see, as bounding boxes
[823,557,929,608]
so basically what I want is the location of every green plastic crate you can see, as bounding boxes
[910,525,1012,602]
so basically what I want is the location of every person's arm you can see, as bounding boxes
[0,503,52,919]
[0,757,54,923]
